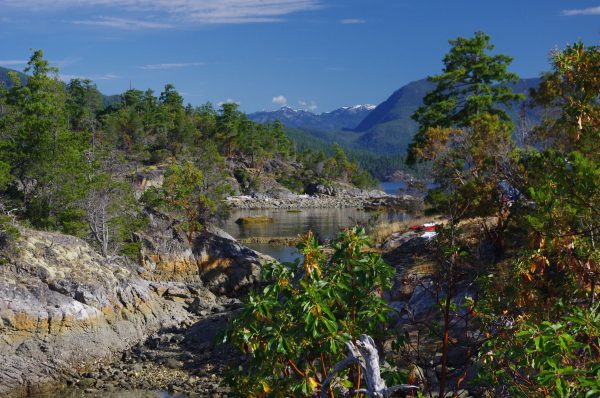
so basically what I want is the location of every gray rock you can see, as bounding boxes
[165,358,184,369]
[0,227,196,397]
[137,208,263,296]
[407,281,438,318]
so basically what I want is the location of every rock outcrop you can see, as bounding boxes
[132,166,166,199]
[136,209,263,295]
[0,216,265,397]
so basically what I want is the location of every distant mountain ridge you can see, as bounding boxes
[353,77,542,154]
[0,66,28,88]
[250,77,542,156]
[248,104,376,131]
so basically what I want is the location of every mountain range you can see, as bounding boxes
[249,77,542,155]
[248,104,375,132]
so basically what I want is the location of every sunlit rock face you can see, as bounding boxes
[0,216,264,397]
[137,209,263,295]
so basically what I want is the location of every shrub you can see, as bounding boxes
[0,214,20,252]
[224,227,394,397]
[276,173,305,194]
[479,303,600,397]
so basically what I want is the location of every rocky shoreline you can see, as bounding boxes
[0,210,264,398]
[226,191,420,210]
[59,307,239,397]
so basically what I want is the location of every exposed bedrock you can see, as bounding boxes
[0,213,264,397]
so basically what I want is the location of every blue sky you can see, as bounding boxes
[0,0,598,113]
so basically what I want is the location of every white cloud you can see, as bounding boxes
[0,58,79,68]
[0,60,27,66]
[298,100,317,112]
[218,98,240,106]
[340,18,366,24]
[562,6,600,16]
[71,17,172,30]
[140,62,205,70]
[1,0,322,25]
[272,95,287,105]
[60,73,120,82]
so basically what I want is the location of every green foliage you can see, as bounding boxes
[234,167,259,193]
[83,150,141,257]
[351,168,377,189]
[295,144,378,190]
[0,50,91,234]
[530,42,599,154]
[148,155,230,242]
[479,304,600,397]
[507,43,600,310]
[161,161,205,242]
[0,160,10,189]
[474,41,600,398]
[0,214,20,251]
[406,32,522,263]
[408,31,523,164]
[65,78,103,132]
[120,241,143,261]
[190,140,233,224]
[420,115,514,220]
[225,227,394,396]
[275,172,304,194]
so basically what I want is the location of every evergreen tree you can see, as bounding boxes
[0,50,90,232]
[65,78,103,133]
[408,31,523,164]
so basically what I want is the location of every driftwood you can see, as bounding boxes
[321,334,420,398]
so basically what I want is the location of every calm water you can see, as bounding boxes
[223,207,409,262]
[380,181,407,195]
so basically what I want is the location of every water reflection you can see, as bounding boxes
[223,207,409,262]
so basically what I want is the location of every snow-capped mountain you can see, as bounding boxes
[248,104,376,131]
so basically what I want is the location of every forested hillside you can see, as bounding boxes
[0,50,375,257]
[0,67,27,88]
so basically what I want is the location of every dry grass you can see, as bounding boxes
[238,236,300,245]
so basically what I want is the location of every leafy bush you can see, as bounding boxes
[120,241,142,261]
[276,173,305,194]
[148,148,171,165]
[234,167,259,193]
[479,303,600,397]
[351,168,378,189]
[0,214,20,252]
[224,227,394,397]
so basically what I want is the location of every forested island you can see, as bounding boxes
[0,32,598,398]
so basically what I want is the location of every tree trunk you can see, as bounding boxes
[321,335,419,398]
